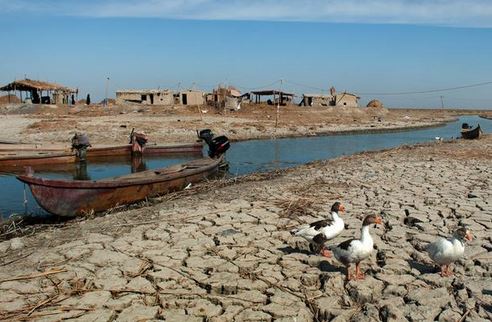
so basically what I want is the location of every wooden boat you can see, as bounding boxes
[0,142,203,170]
[0,151,78,169]
[0,142,69,152]
[0,142,203,154]
[461,123,482,140]
[17,156,224,217]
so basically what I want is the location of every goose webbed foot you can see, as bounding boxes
[440,265,453,277]
[320,247,332,258]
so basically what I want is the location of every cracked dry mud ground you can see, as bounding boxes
[0,135,491,321]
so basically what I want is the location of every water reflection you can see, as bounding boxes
[74,162,90,180]
[70,155,151,180]
[131,154,148,173]
[225,115,492,176]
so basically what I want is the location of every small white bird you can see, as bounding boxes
[426,227,472,277]
[331,214,383,281]
[290,201,346,257]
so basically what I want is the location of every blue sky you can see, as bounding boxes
[0,0,491,108]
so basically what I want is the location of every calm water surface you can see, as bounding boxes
[227,115,491,175]
[0,115,490,218]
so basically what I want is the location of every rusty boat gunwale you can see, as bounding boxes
[0,142,203,169]
[17,156,223,217]
[0,142,203,153]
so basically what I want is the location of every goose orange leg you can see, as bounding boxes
[320,247,332,258]
[440,265,453,277]
[355,262,365,280]
[447,265,454,276]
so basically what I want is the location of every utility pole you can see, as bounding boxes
[105,77,110,107]
[440,95,444,109]
[275,79,282,130]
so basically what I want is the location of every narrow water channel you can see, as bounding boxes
[227,115,491,175]
[0,115,490,218]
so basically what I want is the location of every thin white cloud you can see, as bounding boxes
[2,0,492,27]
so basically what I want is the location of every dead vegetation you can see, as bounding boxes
[274,197,323,220]
[0,268,92,321]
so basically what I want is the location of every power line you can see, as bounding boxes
[437,96,492,102]
[356,80,492,96]
[283,80,326,92]
[104,78,492,98]
[237,79,492,97]
[234,79,281,91]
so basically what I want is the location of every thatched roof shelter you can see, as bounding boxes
[0,78,78,104]
[250,90,295,106]
[0,79,77,93]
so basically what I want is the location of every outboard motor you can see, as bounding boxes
[197,129,230,158]
[71,133,91,161]
[129,128,148,155]
[461,123,470,130]
[197,129,214,144]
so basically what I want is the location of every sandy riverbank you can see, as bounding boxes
[0,134,490,321]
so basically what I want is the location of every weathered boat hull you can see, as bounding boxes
[0,142,203,153]
[17,156,222,217]
[86,143,203,157]
[0,142,203,170]
[461,124,482,140]
[0,152,77,168]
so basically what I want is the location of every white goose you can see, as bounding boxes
[290,201,345,257]
[331,214,382,281]
[426,227,472,277]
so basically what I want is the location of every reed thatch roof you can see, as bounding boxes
[0,79,77,93]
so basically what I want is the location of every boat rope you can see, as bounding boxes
[24,183,27,215]
[23,183,28,214]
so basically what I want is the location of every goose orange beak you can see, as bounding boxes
[339,205,346,213]
[465,231,473,241]
[375,216,383,225]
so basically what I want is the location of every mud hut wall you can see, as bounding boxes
[156,92,174,105]
[116,92,144,104]
[313,96,331,107]
[116,91,174,105]
[180,91,204,105]
[302,94,333,107]
[335,94,359,107]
